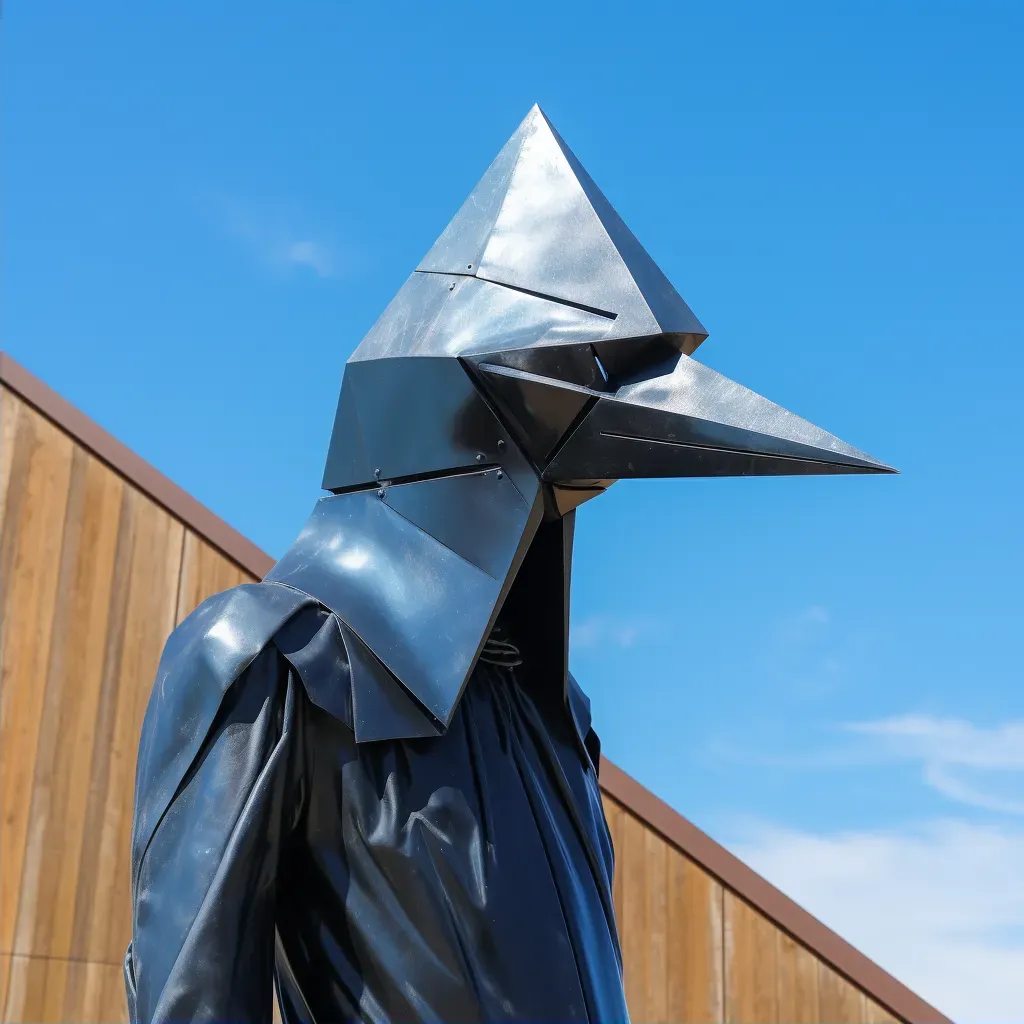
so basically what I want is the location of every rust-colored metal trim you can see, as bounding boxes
[0,352,275,578]
[1,350,950,1024]
[598,758,952,1024]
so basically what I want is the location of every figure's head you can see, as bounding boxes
[265,105,898,731]
[323,105,893,518]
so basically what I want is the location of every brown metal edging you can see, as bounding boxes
[0,352,275,580]
[598,758,953,1024]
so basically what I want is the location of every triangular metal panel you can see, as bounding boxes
[383,468,535,580]
[415,105,708,350]
[344,356,537,500]
[614,355,891,468]
[553,485,606,515]
[473,107,662,341]
[472,363,593,462]
[321,370,375,492]
[544,354,894,480]
[340,620,441,742]
[469,343,608,391]
[266,487,547,730]
[417,119,529,276]
[544,114,708,345]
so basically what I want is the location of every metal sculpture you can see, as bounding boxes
[126,105,893,1023]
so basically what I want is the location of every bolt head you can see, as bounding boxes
[377,488,385,498]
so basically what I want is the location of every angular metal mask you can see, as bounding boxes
[268,105,894,740]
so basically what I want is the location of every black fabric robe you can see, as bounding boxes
[126,590,628,1023]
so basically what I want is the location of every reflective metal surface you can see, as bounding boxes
[266,480,543,730]
[129,104,896,1023]
[535,353,894,480]
[416,105,707,351]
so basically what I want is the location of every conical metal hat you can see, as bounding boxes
[417,104,707,351]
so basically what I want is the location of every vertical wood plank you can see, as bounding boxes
[818,961,868,1023]
[602,796,625,925]
[618,809,651,1022]
[725,891,779,1023]
[666,850,724,1023]
[66,958,118,1024]
[2,956,46,1023]
[67,482,138,964]
[776,931,819,1023]
[0,402,74,955]
[42,456,126,961]
[40,957,70,1023]
[176,530,253,624]
[0,953,10,1022]
[11,450,126,960]
[643,825,669,1022]
[9,445,88,956]
[98,960,130,1023]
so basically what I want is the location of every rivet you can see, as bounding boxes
[467,264,473,270]
[496,470,504,480]
[448,283,455,291]
[377,488,385,498]
[497,439,505,450]
[374,468,381,478]
[475,453,484,462]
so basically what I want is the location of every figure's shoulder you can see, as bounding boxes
[160,581,317,685]
[141,579,322,748]
[132,582,320,871]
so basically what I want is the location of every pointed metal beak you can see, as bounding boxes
[475,353,896,485]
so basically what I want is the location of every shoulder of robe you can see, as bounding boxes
[131,581,318,876]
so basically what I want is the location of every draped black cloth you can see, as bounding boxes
[126,594,627,1023]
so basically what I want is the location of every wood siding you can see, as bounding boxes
[0,388,245,1022]
[603,798,898,1024]
[0,380,920,1023]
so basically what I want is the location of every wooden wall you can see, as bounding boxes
[604,798,899,1023]
[0,388,248,1022]
[0,382,913,1023]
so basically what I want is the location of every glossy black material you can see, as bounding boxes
[128,103,895,1022]
[127,590,623,1023]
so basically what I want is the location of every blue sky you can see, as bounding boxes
[5,3,1023,1016]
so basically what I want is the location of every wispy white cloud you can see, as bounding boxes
[212,195,346,280]
[279,238,337,277]
[846,715,1024,815]
[713,713,1024,816]
[847,715,1024,770]
[728,818,1024,1022]
[570,614,656,651]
